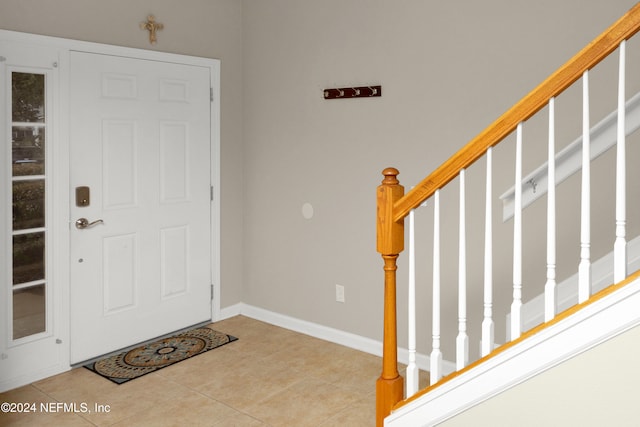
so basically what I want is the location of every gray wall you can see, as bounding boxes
[241,0,640,360]
[2,0,639,363]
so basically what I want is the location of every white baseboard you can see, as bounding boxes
[219,302,243,320]
[219,302,456,375]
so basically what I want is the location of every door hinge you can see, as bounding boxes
[210,185,214,202]
[210,88,214,102]
[211,284,214,301]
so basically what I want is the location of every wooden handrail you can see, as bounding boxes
[392,2,640,223]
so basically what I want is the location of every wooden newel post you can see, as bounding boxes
[376,167,405,426]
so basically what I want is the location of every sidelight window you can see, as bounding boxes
[10,71,47,340]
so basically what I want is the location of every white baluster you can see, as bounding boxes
[511,123,523,340]
[579,71,592,303]
[457,170,469,370]
[406,209,418,397]
[430,190,442,385]
[481,148,494,357]
[615,40,627,283]
[545,98,557,322]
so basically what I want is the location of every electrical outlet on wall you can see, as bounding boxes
[335,284,345,303]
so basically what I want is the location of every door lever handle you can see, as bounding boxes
[75,218,104,229]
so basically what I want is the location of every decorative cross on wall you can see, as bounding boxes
[140,15,164,45]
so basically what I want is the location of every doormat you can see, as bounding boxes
[83,326,237,384]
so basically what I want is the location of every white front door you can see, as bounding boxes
[69,51,213,363]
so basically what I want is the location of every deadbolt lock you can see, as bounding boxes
[75,186,90,207]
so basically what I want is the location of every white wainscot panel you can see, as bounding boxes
[161,225,189,298]
[103,233,137,314]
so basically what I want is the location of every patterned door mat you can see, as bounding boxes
[83,326,237,384]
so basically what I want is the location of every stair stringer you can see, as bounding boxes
[385,274,640,427]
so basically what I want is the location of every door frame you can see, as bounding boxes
[0,29,221,391]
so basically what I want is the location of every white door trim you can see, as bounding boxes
[0,29,221,391]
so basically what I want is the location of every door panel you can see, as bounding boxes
[69,52,212,363]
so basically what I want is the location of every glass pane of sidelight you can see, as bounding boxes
[12,232,45,285]
[10,70,47,340]
[12,126,45,176]
[12,72,45,123]
[13,180,45,230]
[13,285,46,339]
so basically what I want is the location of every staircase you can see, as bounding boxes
[375,3,640,426]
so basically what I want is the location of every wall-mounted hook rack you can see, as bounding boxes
[323,85,381,100]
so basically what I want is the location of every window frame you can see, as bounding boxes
[7,65,54,345]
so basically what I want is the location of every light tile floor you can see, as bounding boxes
[0,316,406,426]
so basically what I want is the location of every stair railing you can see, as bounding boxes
[375,3,640,426]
